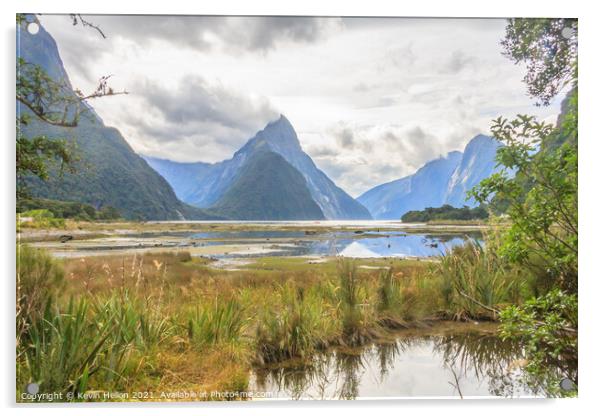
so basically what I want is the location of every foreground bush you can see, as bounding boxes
[434,240,528,320]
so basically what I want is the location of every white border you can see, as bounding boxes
[2,1,600,415]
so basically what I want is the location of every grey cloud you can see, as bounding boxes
[406,126,427,141]
[39,15,342,83]
[353,82,370,92]
[389,43,416,69]
[328,124,375,154]
[120,76,278,162]
[381,127,443,171]
[314,156,382,197]
[376,96,398,107]
[334,127,356,149]
[136,76,277,133]
[238,17,338,51]
[441,50,476,74]
[66,15,340,53]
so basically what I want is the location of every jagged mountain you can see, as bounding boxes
[209,149,325,220]
[358,152,463,220]
[149,116,372,220]
[358,135,502,219]
[444,134,502,207]
[18,20,216,220]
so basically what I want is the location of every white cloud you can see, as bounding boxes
[38,15,564,196]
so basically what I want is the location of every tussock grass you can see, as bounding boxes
[186,297,247,348]
[255,282,338,363]
[432,238,529,320]
[16,230,532,401]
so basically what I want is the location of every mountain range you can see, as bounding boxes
[357,134,503,219]
[144,115,372,220]
[20,20,503,222]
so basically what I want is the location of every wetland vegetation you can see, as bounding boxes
[16,218,576,400]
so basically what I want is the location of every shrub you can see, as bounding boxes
[19,209,65,228]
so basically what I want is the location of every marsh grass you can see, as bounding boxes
[377,268,403,314]
[186,297,247,348]
[16,231,532,401]
[19,297,132,396]
[336,259,381,345]
[433,238,529,320]
[255,281,338,363]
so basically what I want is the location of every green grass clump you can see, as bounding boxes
[17,245,64,338]
[18,297,132,396]
[93,292,175,351]
[337,259,376,345]
[434,240,527,320]
[255,282,334,363]
[187,297,247,348]
[376,268,412,327]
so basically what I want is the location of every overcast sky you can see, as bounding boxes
[39,15,563,197]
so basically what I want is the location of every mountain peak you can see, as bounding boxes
[466,134,497,149]
[250,114,302,153]
[268,114,291,127]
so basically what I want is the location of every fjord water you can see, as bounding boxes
[37,220,484,259]
[185,229,479,258]
[250,324,568,399]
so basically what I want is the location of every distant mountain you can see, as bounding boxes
[18,20,216,220]
[445,135,502,207]
[209,149,325,220]
[358,135,502,219]
[148,116,372,220]
[358,152,462,219]
[142,156,214,202]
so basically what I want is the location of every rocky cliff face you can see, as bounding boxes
[358,135,503,219]
[149,115,372,220]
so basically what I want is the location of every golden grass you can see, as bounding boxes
[17,239,529,402]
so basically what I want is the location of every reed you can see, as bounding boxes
[187,297,247,348]
[255,282,335,363]
[16,237,534,400]
[435,239,527,320]
[18,297,131,396]
[336,259,377,345]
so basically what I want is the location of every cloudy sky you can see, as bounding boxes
[40,15,563,197]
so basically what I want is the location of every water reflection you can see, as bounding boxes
[194,230,483,259]
[43,229,483,260]
[251,328,575,399]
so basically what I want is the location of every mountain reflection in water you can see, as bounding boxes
[188,230,483,259]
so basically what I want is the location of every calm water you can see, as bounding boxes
[250,327,574,399]
[186,230,482,259]
[39,226,483,260]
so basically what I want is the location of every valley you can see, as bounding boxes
[16,15,578,402]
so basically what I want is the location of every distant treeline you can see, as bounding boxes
[17,198,121,221]
[401,204,489,223]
